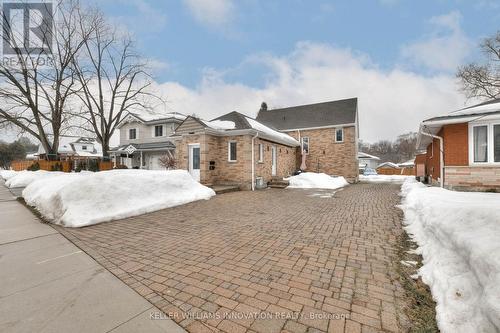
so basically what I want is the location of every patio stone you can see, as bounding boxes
[56,183,410,332]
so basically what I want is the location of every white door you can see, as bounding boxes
[188,144,201,181]
[271,145,277,176]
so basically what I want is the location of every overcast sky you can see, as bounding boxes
[2,0,500,143]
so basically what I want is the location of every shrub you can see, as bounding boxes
[27,161,40,171]
[88,159,99,172]
[114,164,128,169]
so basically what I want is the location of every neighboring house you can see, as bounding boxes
[256,98,359,182]
[358,152,380,170]
[416,98,500,191]
[398,159,415,168]
[172,111,300,190]
[110,112,186,169]
[37,136,103,160]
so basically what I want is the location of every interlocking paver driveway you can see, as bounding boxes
[57,183,409,333]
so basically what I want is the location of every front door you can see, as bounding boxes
[188,144,201,181]
[271,145,277,176]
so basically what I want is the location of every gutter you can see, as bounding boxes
[419,128,444,188]
[251,132,259,191]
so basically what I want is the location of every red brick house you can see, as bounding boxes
[416,98,500,191]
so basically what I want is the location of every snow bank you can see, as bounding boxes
[5,170,66,188]
[285,172,349,189]
[0,170,17,180]
[400,179,500,333]
[23,169,216,227]
[360,174,414,183]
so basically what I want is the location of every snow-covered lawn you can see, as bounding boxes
[285,172,349,189]
[19,169,215,227]
[360,174,414,183]
[400,179,500,333]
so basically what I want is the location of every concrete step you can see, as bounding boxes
[268,178,289,189]
[210,185,240,194]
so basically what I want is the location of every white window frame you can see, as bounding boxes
[128,128,138,140]
[258,143,264,162]
[228,141,237,162]
[468,120,500,165]
[81,145,87,150]
[300,137,309,155]
[153,124,165,137]
[334,128,344,143]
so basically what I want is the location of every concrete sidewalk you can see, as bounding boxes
[0,181,185,333]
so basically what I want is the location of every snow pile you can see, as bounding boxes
[286,172,349,189]
[0,170,17,181]
[23,169,216,227]
[245,117,299,146]
[206,120,236,130]
[400,179,500,333]
[5,170,66,188]
[360,174,414,183]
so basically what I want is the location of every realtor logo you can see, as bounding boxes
[1,1,54,55]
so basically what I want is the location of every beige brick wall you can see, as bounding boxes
[176,133,299,189]
[445,166,500,192]
[253,138,298,185]
[287,126,358,182]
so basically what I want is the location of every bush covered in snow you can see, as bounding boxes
[400,179,500,333]
[22,169,215,227]
[285,172,348,189]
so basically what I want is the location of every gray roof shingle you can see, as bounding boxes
[255,98,357,130]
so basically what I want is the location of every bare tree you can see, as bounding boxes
[457,31,500,100]
[158,151,176,170]
[0,1,92,160]
[72,8,155,158]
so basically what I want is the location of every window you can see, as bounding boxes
[228,141,237,161]
[129,128,137,140]
[154,125,163,137]
[82,145,87,150]
[300,137,309,154]
[335,128,344,142]
[495,125,500,162]
[258,143,264,162]
[473,125,488,162]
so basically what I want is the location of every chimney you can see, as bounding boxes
[260,102,268,112]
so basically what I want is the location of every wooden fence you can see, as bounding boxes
[11,160,114,172]
[376,167,415,176]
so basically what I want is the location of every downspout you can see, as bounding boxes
[419,129,444,188]
[251,131,259,191]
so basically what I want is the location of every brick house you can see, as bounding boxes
[173,111,300,190]
[416,98,500,191]
[173,98,359,190]
[256,98,359,182]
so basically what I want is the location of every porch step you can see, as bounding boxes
[268,179,289,189]
[210,185,241,194]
